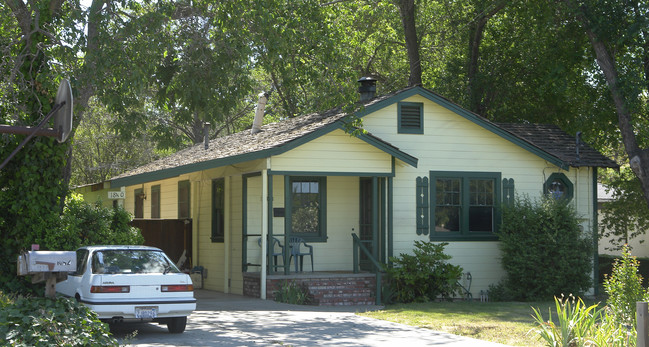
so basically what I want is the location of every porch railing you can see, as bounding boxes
[351,233,384,305]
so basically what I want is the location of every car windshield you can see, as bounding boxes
[91,250,180,274]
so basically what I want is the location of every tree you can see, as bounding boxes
[71,100,160,186]
[564,0,649,208]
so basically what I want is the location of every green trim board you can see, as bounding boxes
[268,170,394,177]
[429,171,501,242]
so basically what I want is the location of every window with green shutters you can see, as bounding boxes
[430,171,501,241]
[151,185,160,218]
[289,176,327,242]
[134,188,144,219]
[398,102,423,134]
[211,178,225,243]
[178,180,191,219]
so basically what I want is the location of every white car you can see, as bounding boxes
[56,245,196,333]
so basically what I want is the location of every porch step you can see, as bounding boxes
[243,272,378,306]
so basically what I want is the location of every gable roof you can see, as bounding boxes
[111,86,617,188]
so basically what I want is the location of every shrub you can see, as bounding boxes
[46,193,144,251]
[273,280,312,305]
[0,292,118,346]
[603,245,649,326]
[497,196,592,301]
[385,241,463,303]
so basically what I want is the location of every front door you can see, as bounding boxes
[359,178,378,271]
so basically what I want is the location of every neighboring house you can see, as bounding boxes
[597,183,649,258]
[73,181,124,209]
[109,81,617,304]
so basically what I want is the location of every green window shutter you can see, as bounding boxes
[416,176,429,235]
[503,178,515,207]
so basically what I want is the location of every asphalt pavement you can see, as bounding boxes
[113,289,510,347]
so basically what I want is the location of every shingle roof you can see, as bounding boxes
[496,123,618,168]
[110,86,617,187]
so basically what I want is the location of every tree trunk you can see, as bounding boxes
[397,0,422,87]
[579,18,649,207]
[467,1,506,115]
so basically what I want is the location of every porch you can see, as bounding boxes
[242,271,378,306]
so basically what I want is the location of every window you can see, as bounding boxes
[211,178,225,243]
[151,185,160,218]
[398,102,423,134]
[178,180,191,219]
[430,171,501,240]
[290,177,327,242]
[134,188,144,218]
[544,173,573,202]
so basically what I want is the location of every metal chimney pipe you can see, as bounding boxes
[358,77,377,102]
[204,122,210,150]
[251,92,270,134]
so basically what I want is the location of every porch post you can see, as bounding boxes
[388,157,395,265]
[261,169,269,299]
[284,175,291,275]
[372,176,379,260]
[224,176,231,293]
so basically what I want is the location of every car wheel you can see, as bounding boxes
[167,316,187,333]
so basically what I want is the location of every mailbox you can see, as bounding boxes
[17,251,77,276]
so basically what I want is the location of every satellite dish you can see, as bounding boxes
[53,79,73,143]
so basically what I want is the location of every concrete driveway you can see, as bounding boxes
[114,290,510,347]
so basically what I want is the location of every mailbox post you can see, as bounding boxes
[17,251,76,298]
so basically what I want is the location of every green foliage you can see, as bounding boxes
[50,194,144,251]
[532,295,633,347]
[273,280,312,305]
[0,292,118,346]
[497,196,593,301]
[603,245,649,326]
[386,241,463,303]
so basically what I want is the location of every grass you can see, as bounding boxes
[358,300,559,346]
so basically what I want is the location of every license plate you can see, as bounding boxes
[135,306,158,319]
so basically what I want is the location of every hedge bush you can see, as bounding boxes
[0,292,118,346]
[494,196,593,301]
[386,241,463,303]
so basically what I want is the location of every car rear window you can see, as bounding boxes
[91,250,180,274]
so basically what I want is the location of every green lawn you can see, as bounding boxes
[358,301,556,346]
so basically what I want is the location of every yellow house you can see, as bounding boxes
[109,83,617,305]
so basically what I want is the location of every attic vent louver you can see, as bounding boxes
[398,102,423,134]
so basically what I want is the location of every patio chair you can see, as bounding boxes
[257,237,285,269]
[289,237,314,272]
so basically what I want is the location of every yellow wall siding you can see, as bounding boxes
[272,129,392,173]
